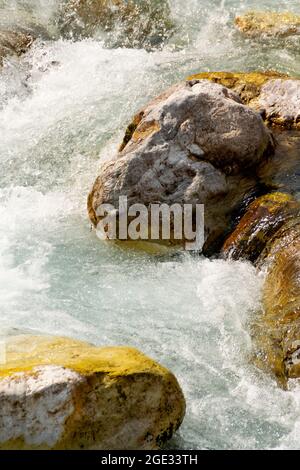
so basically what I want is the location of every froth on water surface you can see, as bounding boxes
[1,0,300,450]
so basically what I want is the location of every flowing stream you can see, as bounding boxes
[1,0,300,449]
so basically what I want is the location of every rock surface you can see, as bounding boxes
[258,79,300,128]
[187,72,300,129]
[88,80,273,250]
[222,192,300,385]
[59,0,174,49]
[0,335,185,450]
[235,11,300,38]
[0,30,34,66]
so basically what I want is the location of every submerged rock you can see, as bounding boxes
[88,80,273,250]
[0,30,34,66]
[59,0,174,49]
[222,192,300,385]
[235,11,300,38]
[0,334,185,450]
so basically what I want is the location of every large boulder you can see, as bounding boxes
[0,335,185,449]
[88,80,274,251]
[235,11,300,38]
[0,30,34,66]
[59,0,174,49]
[222,193,300,386]
[187,71,300,129]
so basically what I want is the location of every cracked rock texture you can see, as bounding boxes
[0,335,185,450]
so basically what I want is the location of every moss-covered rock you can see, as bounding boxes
[235,11,300,38]
[0,334,185,449]
[59,0,175,49]
[0,30,34,66]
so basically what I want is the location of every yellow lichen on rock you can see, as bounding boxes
[222,192,298,262]
[235,11,300,38]
[186,71,288,105]
[1,335,166,378]
[0,335,185,450]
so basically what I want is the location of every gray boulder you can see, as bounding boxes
[88,80,274,250]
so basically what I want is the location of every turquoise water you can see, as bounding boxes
[1,0,300,449]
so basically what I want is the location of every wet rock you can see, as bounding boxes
[235,11,300,38]
[222,192,300,385]
[222,192,299,263]
[88,80,273,250]
[0,30,34,66]
[0,334,185,450]
[258,128,300,193]
[59,0,175,49]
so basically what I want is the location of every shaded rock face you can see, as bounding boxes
[59,0,174,49]
[0,30,34,66]
[258,128,300,194]
[187,72,300,129]
[0,335,185,450]
[235,11,300,38]
[222,193,300,385]
[222,193,299,263]
[88,80,273,250]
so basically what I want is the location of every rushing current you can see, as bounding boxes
[1,0,300,450]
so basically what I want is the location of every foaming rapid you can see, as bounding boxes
[1,0,300,450]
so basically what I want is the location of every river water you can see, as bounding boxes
[1,0,300,449]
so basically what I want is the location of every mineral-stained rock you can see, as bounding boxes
[235,11,300,38]
[222,192,300,385]
[0,30,34,66]
[59,0,174,49]
[0,335,185,450]
[88,80,274,250]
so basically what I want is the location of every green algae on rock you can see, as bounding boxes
[0,335,185,450]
